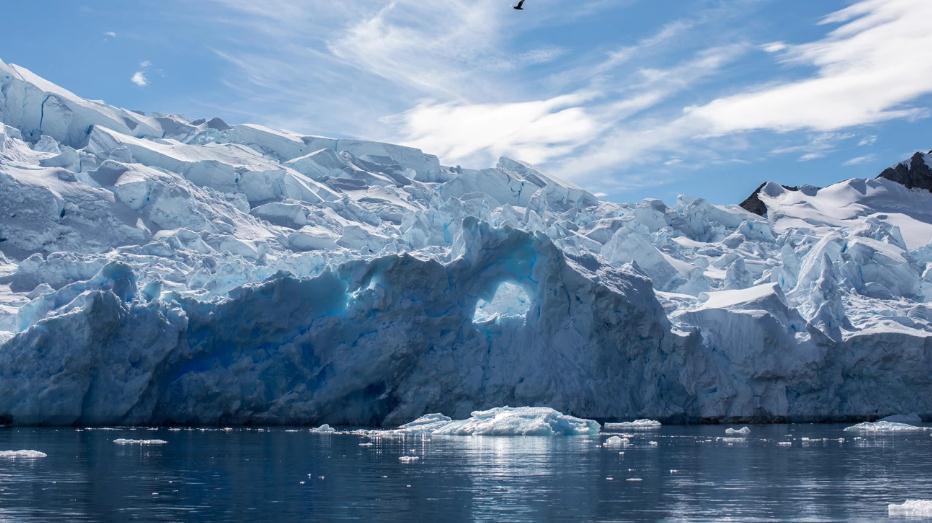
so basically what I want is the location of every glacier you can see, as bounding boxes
[0,59,931,426]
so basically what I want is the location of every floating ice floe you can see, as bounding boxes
[602,436,630,448]
[843,421,928,433]
[0,450,47,458]
[725,426,751,436]
[310,424,336,433]
[718,437,747,445]
[880,414,923,425]
[888,500,932,518]
[113,439,168,445]
[398,456,419,463]
[604,420,661,430]
[388,407,600,437]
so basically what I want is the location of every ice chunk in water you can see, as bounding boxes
[398,456,419,463]
[0,450,47,458]
[395,413,454,435]
[880,414,923,425]
[888,500,932,518]
[310,424,337,433]
[387,407,599,436]
[604,419,661,430]
[431,407,600,436]
[602,436,630,448]
[725,426,751,435]
[113,439,167,445]
[844,421,928,433]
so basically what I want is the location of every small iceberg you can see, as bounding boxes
[390,407,600,437]
[394,413,454,435]
[310,424,336,433]
[844,421,928,433]
[888,499,932,518]
[113,439,168,445]
[880,414,923,424]
[604,419,661,430]
[398,456,419,463]
[602,436,630,448]
[725,426,751,436]
[0,450,47,459]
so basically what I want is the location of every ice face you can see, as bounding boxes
[472,281,532,323]
[0,61,931,426]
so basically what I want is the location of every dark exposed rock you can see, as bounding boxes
[739,183,800,216]
[206,117,231,131]
[877,151,932,192]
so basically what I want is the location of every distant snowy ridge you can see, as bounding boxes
[1,59,930,425]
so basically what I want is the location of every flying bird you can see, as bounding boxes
[513,0,525,10]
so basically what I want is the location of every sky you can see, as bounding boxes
[2,0,932,204]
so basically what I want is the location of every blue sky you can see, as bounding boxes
[3,0,932,204]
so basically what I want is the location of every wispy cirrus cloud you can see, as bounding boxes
[194,0,932,196]
[558,0,932,186]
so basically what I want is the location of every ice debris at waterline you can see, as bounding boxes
[843,421,929,433]
[112,439,168,445]
[379,407,600,436]
[888,500,932,518]
[0,450,47,458]
[725,426,751,435]
[309,424,336,433]
[0,59,931,426]
[602,436,631,448]
[605,420,662,430]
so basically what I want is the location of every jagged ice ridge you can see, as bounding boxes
[0,59,930,426]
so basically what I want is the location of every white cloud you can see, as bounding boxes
[199,0,932,195]
[131,60,152,87]
[397,94,599,165]
[103,31,117,40]
[687,0,932,134]
[559,0,932,184]
[761,41,787,53]
[770,132,854,161]
[130,71,148,87]
[843,154,875,166]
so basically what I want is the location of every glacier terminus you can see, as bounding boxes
[0,58,930,427]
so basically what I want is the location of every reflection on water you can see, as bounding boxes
[0,424,928,521]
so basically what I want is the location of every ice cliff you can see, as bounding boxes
[0,59,930,425]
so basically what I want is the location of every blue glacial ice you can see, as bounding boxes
[0,59,931,426]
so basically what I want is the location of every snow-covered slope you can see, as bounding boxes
[1,60,930,425]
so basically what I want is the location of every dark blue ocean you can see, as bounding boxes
[0,424,929,521]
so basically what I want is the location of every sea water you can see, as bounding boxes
[0,424,929,521]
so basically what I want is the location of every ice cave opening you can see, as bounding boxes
[472,281,532,324]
